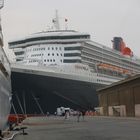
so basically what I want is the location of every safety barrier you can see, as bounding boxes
[85,111,96,116]
[8,114,26,126]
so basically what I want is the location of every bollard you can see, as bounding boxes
[20,127,28,135]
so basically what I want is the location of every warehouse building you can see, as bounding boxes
[97,74,140,117]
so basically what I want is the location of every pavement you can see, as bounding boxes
[13,116,140,140]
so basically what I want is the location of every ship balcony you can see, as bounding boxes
[9,38,89,49]
[63,56,81,60]
[15,55,24,60]
[14,49,25,53]
[64,50,81,53]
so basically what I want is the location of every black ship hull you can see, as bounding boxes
[11,71,105,114]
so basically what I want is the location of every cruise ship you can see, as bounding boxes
[9,12,140,114]
[0,0,11,131]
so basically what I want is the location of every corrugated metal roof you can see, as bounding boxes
[97,74,140,92]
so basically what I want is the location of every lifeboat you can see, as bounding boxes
[97,63,130,74]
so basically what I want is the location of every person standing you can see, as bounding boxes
[65,110,69,119]
[81,110,86,121]
[77,110,81,122]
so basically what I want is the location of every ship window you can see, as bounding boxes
[52,53,54,56]
[16,59,22,61]
[64,46,81,51]
[48,53,50,56]
[47,59,49,62]
[52,47,54,50]
[48,47,50,50]
[50,59,52,62]
[63,59,81,63]
[57,53,59,56]
[53,59,55,62]
[61,54,62,56]
[59,47,61,50]
[60,60,62,62]
[15,51,24,55]
[64,53,81,57]
[56,47,58,50]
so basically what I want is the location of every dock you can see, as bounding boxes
[13,116,140,140]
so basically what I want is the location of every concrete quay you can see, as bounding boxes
[13,116,140,140]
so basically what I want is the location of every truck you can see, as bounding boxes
[56,107,70,116]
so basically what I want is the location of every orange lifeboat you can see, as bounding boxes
[97,63,129,74]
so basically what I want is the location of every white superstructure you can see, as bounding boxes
[0,0,11,131]
[8,13,140,86]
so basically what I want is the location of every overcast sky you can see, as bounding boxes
[1,0,140,60]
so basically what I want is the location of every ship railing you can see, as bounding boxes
[97,73,123,80]
[11,63,100,84]
[120,56,140,65]
[9,38,88,49]
[0,47,11,77]
[86,41,122,55]
[11,63,123,85]
[11,63,98,79]
[12,62,126,82]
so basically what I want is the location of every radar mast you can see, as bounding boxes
[52,10,60,30]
